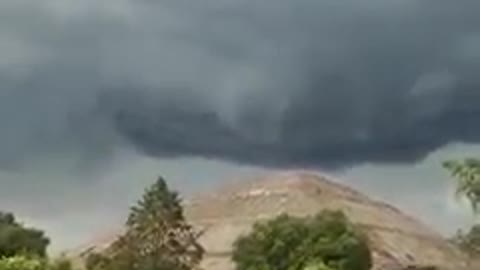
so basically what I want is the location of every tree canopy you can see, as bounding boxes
[232,210,372,270]
[443,158,480,257]
[85,176,204,270]
[0,256,72,270]
[451,224,480,255]
[0,256,45,270]
[443,158,480,213]
[0,212,50,258]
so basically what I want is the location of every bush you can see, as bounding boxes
[49,257,72,270]
[0,212,72,270]
[0,256,46,270]
[84,253,110,270]
[443,159,480,257]
[0,256,73,270]
[232,210,372,270]
[0,213,50,258]
[451,224,480,255]
[443,159,480,213]
[304,262,335,270]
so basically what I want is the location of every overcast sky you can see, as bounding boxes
[1,0,480,253]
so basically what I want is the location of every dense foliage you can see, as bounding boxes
[0,213,50,258]
[232,210,372,270]
[85,176,204,270]
[0,256,45,270]
[443,158,480,212]
[452,225,480,255]
[0,256,71,270]
[443,158,480,257]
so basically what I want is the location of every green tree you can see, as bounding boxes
[0,256,45,270]
[86,176,204,270]
[451,224,480,255]
[0,256,74,270]
[443,158,480,257]
[443,158,480,212]
[0,212,50,258]
[84,253,112,270]
[232,210,372,270]
[49,257,72,270]
[304,262,336,270]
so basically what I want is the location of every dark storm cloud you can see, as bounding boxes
[2,0,480,168]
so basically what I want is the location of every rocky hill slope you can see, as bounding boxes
[79,171,477,270]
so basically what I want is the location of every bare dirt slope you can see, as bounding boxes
[78,171,477,270]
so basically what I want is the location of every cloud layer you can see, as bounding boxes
[1,0,480,169]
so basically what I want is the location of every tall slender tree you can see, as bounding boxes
[86,176,204,270]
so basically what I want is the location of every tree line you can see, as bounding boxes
[0,176,372,270]
[2,158,479,270]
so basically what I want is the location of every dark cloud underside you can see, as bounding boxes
[1,0,480,169]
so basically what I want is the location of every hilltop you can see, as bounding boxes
[77,171,477,270]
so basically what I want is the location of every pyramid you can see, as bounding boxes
[77,171,476,270]
[183,171,473,270]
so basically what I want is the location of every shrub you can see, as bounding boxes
[443,159,480,256]
[451,224,480,255]
[0,256,46,270]
[49,257,72,270]
[232,210,372,270]
[0,213,50,258]
[0,256,73,270]
[443,159,480,213]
